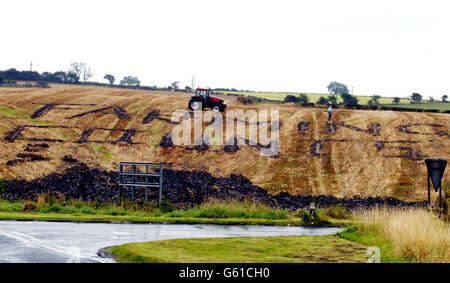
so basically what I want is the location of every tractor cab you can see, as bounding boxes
[195,88,210,102]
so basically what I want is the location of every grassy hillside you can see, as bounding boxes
[0,84,449,202]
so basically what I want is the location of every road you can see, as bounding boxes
[0,220,344,263]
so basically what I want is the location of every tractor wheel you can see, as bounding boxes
[211,104,221,112]
[189,99,202,111]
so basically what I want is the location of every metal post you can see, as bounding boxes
[428,175,431,205]
[119,164,123,204]
[145,165,149,203]
[132,165,136,202]
[159,164,163,205]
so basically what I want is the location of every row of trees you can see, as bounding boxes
[0,62,94,84]
[409,92,448,103]
[0,64,143,88]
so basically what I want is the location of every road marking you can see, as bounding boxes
[0,228,104,263]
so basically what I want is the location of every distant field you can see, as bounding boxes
[218,91,411,105]
[381,102,450,111]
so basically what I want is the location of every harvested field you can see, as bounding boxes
[0,84,448,203]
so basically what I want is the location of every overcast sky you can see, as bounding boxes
[1,0,449,98]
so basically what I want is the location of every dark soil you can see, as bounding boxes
[160,133,174,148]
[31,104,54,119]
[310,140,322,157]
[114,129,137,144]
[68,106,112,119]
[77,127,96,143]
[113,107,130,119]
[1,162,427,210]
[223,138,239,153]
[384,146,428,161]
[142,110,180,124]
[68,106,128,120]
[24,143,49,152]
[398,123,449,136]
[142,110,161,124]
[62,155,78,163]
[4,126,26,141]
[297,121,310,133]
[326,122,381,135]
[6,153,50,166]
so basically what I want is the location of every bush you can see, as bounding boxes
[22,201,37,212]
[0,75,3,84]
[322,206,349,219]
[317,96,329,105]
[0,179,6,197]
[298,93,309,105]
[284,95,298,103]
[159,200,176,213]
[341,93,359,107]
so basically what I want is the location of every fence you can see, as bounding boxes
[118,162,163,205]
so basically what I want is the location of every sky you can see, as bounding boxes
[1,0,449,98]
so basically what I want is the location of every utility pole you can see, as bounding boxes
[30,61,33,72]
[351,86,354,95]
[191,75,196,90]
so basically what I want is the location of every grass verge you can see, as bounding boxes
[0,197,346,226]
[109,235,368,263]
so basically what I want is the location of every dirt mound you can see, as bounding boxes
[1,163,426,210]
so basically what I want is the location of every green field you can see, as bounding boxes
[109,235,368,263]
[380,102,450,111]
[219,91,411,105]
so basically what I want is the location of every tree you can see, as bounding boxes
[120,76,140,87]
[367,95,381,107]
[66,72,79,83]
[393,97,401,105]
[328,95,338,105]
[341,93,359,107]
[442,95,448,102]
[284,95,299,103]
[317,96,329,105]
[327,81,349,95]
[0,75,3,85]
[69,63,82,82]
[428,96,434,103]
[298,93,309,105]
[52,71,67,83]
[410,93,422,104]
[171,81,180,90]
[104,74,115,85]
[69,62,93,83]
[82,66,93,82]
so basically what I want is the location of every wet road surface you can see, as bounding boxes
[0,220,344,263]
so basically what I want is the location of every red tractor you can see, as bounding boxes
[188,88,227,112]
